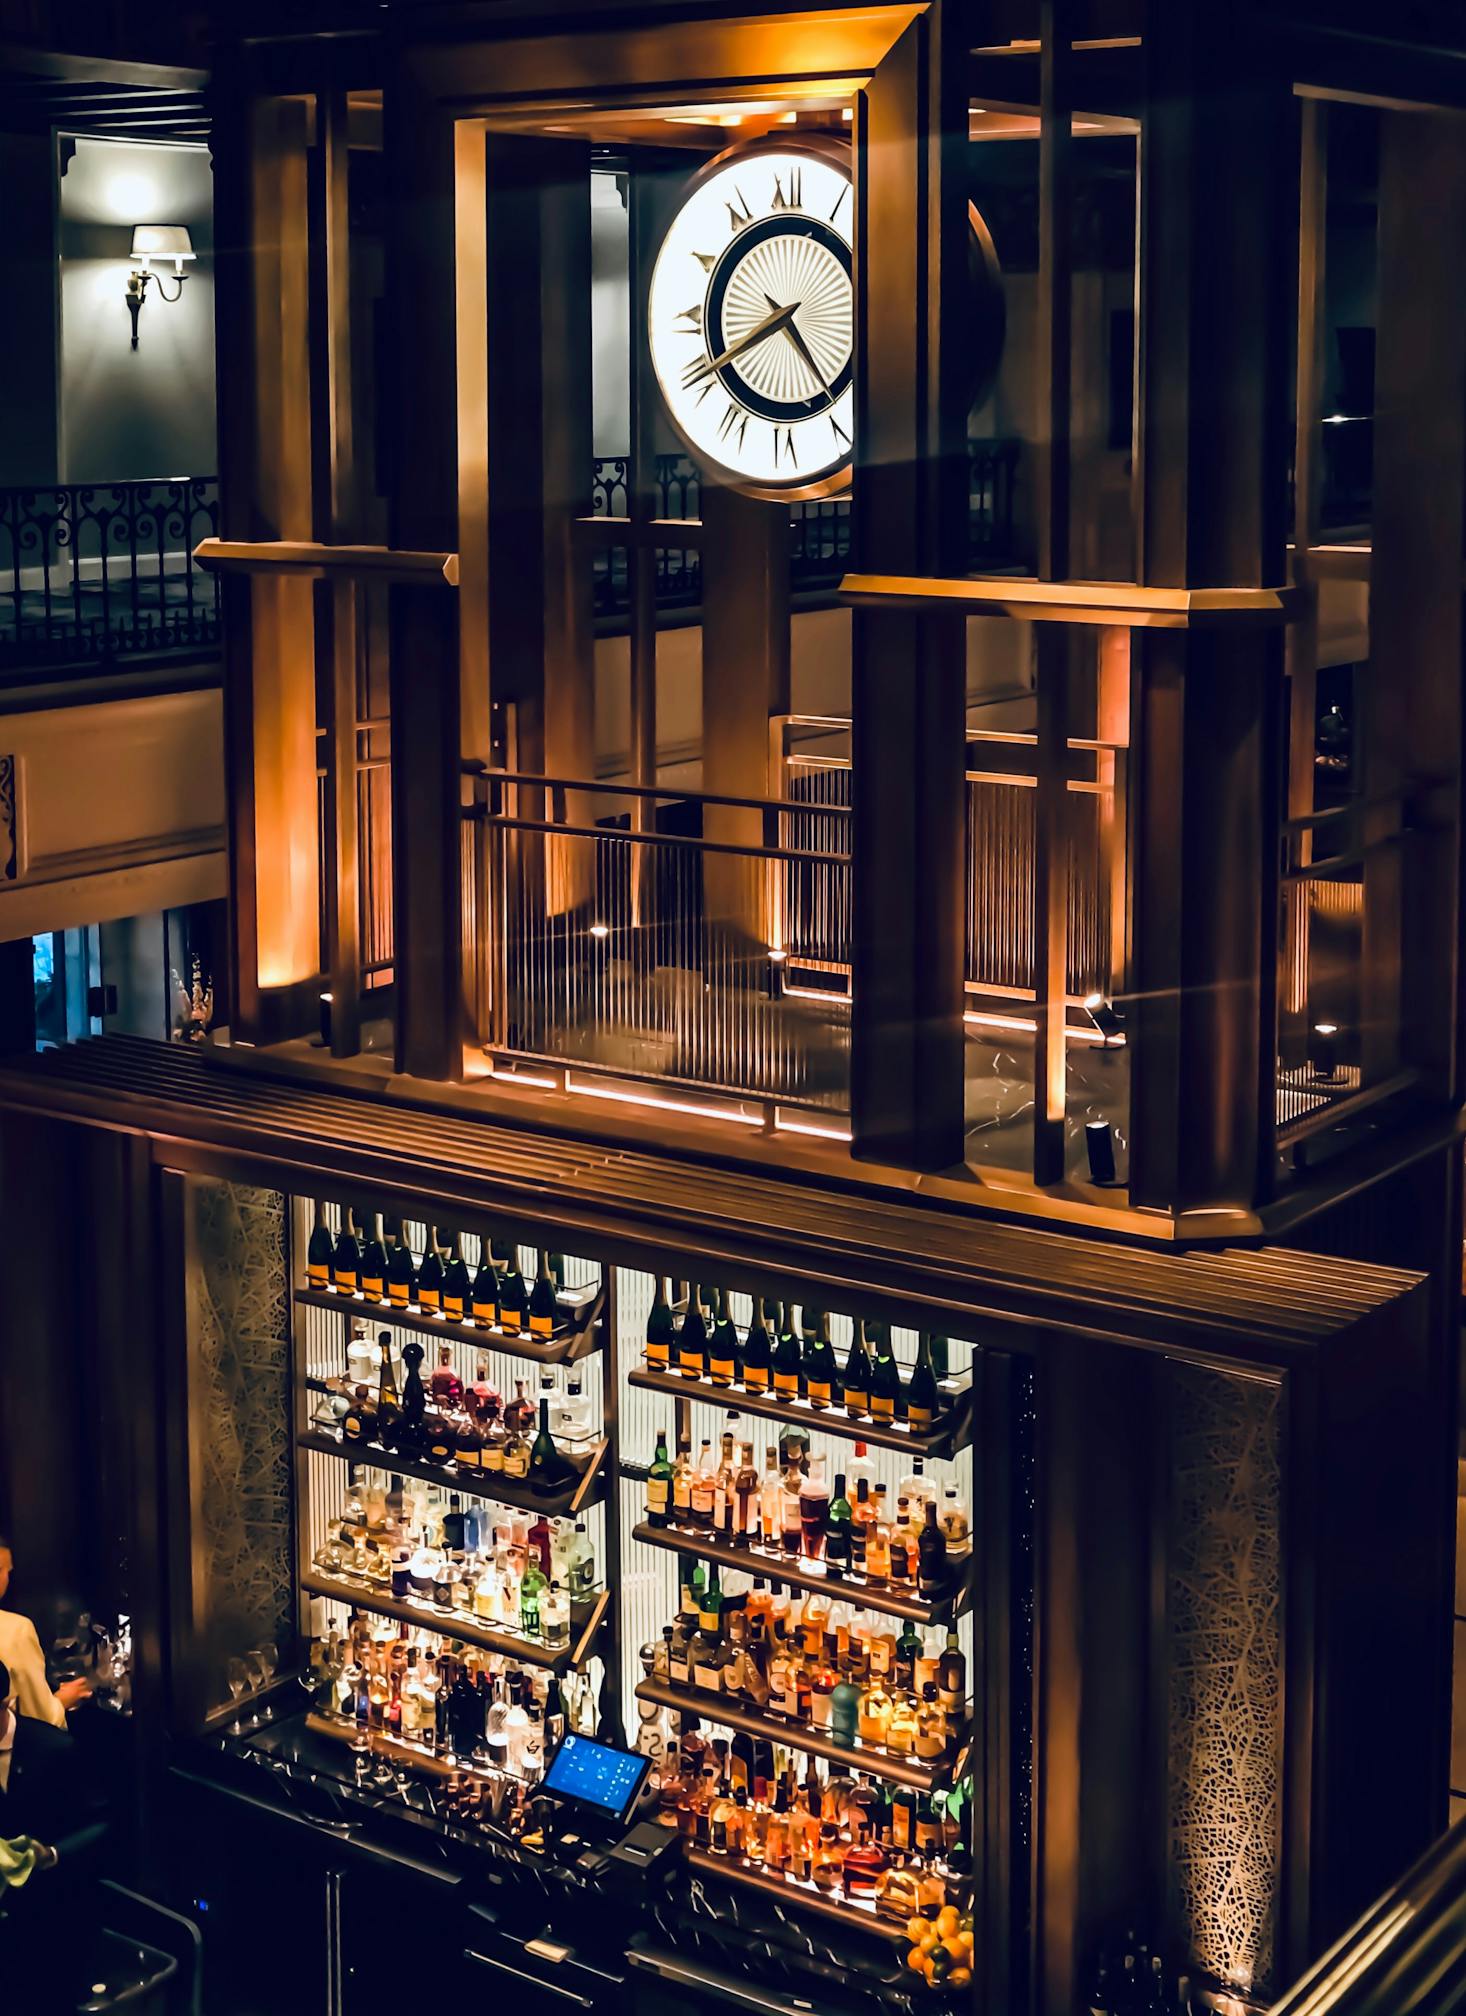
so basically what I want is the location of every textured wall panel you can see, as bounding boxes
[1167,1364,1284,1995]
[188,1177,294,1712]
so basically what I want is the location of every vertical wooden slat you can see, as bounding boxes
[1033,0,1073,1186]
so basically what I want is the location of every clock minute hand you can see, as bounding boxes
[776,315,835,399]
[685,298,799,387]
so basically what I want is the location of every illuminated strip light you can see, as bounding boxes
[963,1009,1126,1047]
[491,1067,560,1089]
[563,1072,764,1127]
[782,982,852,1005]
[776,1116,854,1142]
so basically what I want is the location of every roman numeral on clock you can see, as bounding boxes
[829,414,852,450]
[771,167,803,211]
[725,187,753,230]
[674,303,703,330]
[773,426,798,469]
[719,403,748,450]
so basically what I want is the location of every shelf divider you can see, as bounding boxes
[630,1521,970,1626]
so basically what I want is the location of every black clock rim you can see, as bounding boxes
[704,211,853,425]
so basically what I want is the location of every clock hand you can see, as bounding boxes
[761,290,835,400]
[684,298,800,388]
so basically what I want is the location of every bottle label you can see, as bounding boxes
[473,1300,496,1327]
[361,1274,384,1300]
[691,1484,714,1520]
[430,1439,451,1462]
[906,1406,935,1433]
[709,1357,734,1384]
[308,1263,329,1286]
[744,1367,769,1393]
[679,1349,704,1376]
[334,1270,357,1293]
[870,1396,896,1423]
[389,1284,409,1306]
[694,1658,721,1693]
[646,1341,670,1370]
[456,1447,481,1469]
[673,1477,692,1515]
[530,1313,554,1336]
[772,1373,798,1400]
[444,1296,464,1320]
[419,1289,440,1312]
[343,1418,361,1438]
[843,1388,869,1414]
[647,1478,671,1514]
[504,1451,528,1477]
[806,1379,832,1408]
[484,1446,505,1473]
[501,1311,522,1334]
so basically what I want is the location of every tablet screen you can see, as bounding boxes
[541,1733,652,1821]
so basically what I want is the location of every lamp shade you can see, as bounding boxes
[130,225,194,264]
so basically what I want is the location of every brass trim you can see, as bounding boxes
[840,572,1299,628]
[194,538,459,586]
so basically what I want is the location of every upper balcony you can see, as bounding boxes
[199,9,1464,1241]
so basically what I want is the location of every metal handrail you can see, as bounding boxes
[1267,1815,1466,2015]
[463,763,850,821]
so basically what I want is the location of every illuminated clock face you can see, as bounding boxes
[648,148,854,499]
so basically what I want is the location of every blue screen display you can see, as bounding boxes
[542,1733,649,1817]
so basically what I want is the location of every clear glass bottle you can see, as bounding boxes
[798,1455,830,1562]
[541,1579,570,1651]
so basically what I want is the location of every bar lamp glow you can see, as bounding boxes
[126,226,195,349]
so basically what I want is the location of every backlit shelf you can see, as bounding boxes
[295,1277,604,1367]
[301,1569,609,1673]
[297,1427,609,1519]
[630,1521,972,1628]
[628,1363,971,1459]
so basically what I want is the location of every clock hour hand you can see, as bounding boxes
[764,292,835,399]
[683,297,799,388]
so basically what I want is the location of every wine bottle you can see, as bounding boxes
[647,1429,674,1528]
[678,1285,708,1381]
[840,1318,872,1418]
[307,1199,333,1288]
[771,1302,802,1403]
[443,1233,471,1321]
[742,1298,773,1395]
[529,1397,562,1489]
[375,1331,400,1445]
[708,1289,741,1388]
[386,1219,415,1307]
[417,1228,445,1312]
[803,1306,837,1411]
[331,1208,360,1294]
[916,1500,948,1597]
[825,1472,853,1574]
[359,1213,387,1301]
[471,1234,498,1328]
[906,1332,941,1436]
[646,1277,676,1373]
[869,1333,901,1426]
[498,1255,530,1335]
[529,1251,559,1337]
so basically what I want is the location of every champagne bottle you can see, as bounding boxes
[843,1318,873,1418]
[375,1331,400,1445]
[359,1213,387,1301]
[529,1251,559,1337]
[443,1233,471,1321]
[869,1333,902,1426]
[742,1298,773,1395]
[803,1306,837,1411]
[307,1199,333,1288]
[906,1332,941,1436]
[771,1301,802,1403]
[678,1285,708,1381]
[471,1234,498,1328]
[647,1429,674,1527]
[416,1228,445,1312]
[646,1277,676,1374]
[385,1218,415,1307]
[708,1288,741,1388]
[498,1254,530,1334]
[331,1207,360,1294]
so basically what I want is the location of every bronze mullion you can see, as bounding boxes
[627,161,661,931]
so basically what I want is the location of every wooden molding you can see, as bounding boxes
[194,538,459,586]
[840,572,1299,628]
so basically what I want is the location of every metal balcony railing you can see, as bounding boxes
[0,477,221,669]
[588,440,1021,620]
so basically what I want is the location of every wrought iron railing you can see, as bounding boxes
[588,440,1020,620]
[0,477,221,668]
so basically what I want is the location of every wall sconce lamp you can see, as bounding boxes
[127,225,194,348]
[1083,991,1125,1046]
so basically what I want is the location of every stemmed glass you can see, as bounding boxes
[225,1656,249,1736]
[252,1643,279,1720]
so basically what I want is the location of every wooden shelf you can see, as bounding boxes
[297,1428,608,1518]
[635,1678,959,1794]
[682,1844,909,1945]
[631,1522,971,1627]
[301,1570,609,1672]
[302,1710,536,1788]
[627,1364,972,1459]
[295,1278,604,1366]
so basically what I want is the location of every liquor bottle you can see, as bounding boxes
[470,1357,501,1422]
[671,1437,696,1527]
[937,1628,966,1712]
[471,1234,498,1327]
[498,1255,530,1335]
[906,1332,941,1435]
[708,1289,741,1388]
[678,1286,708,1381]
[888,1498,915,1587]
[779,1463,802,1557]
[857,1673,893,1746]
[375,1332,401,1445]
[758,1445,783,1545]
[868,1334,901,1426]
[646,1277,676,1373]
[900,1455,937,1515]
[561,1520,595,1600]
[939,1485,971,1559]
[502,1419,530,1480]
[332,1208,361,1293]
[893,1619,922,1692]
[734,1442,760,1544]
[798,1455,830,1561]
[825,1473,853,1575]
[529,1251,559,1336]
[423,1400,454,1467]
[644,1429,673,1526]
[848,1440,876,1493]
[803,1308,838,1411]
[342,1385,377,1445]
[542,1580,570,1651]
[442,1494,467,1553]
[778,1417,810,1474]
[386,1220,416,1307]
[443,1234,472,1321]
[417,1229,445,1313]
[690,1440,716,1530]
[843,1318,873,1418]
[917,1500,949,1597]
[481,1413,506,1474]
[503,1378,533,1436]
[914,1682,949,1760]
[850,1476,876,1576]
[396,1340,428,1457]
[528,1398,562,1490]
[554,1375,593,1448]
[742,1298,773,1395]
[771,1302,802,1402]
[520,1556,546,1638]
[359,1215,387,1301]
[864,1495,892,1586]
[454,1395,483,1471]
[307,1199,334,1288]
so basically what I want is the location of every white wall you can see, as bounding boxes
[58,136,216,483]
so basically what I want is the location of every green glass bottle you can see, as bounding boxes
[471,1234,498,1328]
[647,1429,674,1527]
[498,1253,530,1335]
[331,1207,360,1294]
[386,1218,415,1307]
[528,1396,561,1489]
[843,1317,874,1419]
[442,1232,471,1321]
[519,1556,547,1639]
[646,1277,676,1374]
[708,1289,742,1388]
[307,1198,333,1288]
[771,1301,802,1403]
[678,1285,708,1382]
[869,1332,902,1426]
[906,1333,941,1435]
[416,1227,444,1312]
[803,1306,837,1412]
[359,1213,387,1301]
[742,1297,773,1395]
[529,1250,559,1337]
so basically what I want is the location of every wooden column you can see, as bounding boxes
[1366,110,1466,1099]
[1128,0,1290,1213]
[385,67,462,1079]
[701,482,791,894]
[851,3,969,1171]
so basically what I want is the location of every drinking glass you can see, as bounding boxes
[225,1656,249,1735]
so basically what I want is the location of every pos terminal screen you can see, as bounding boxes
[542,1733,651,1822]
